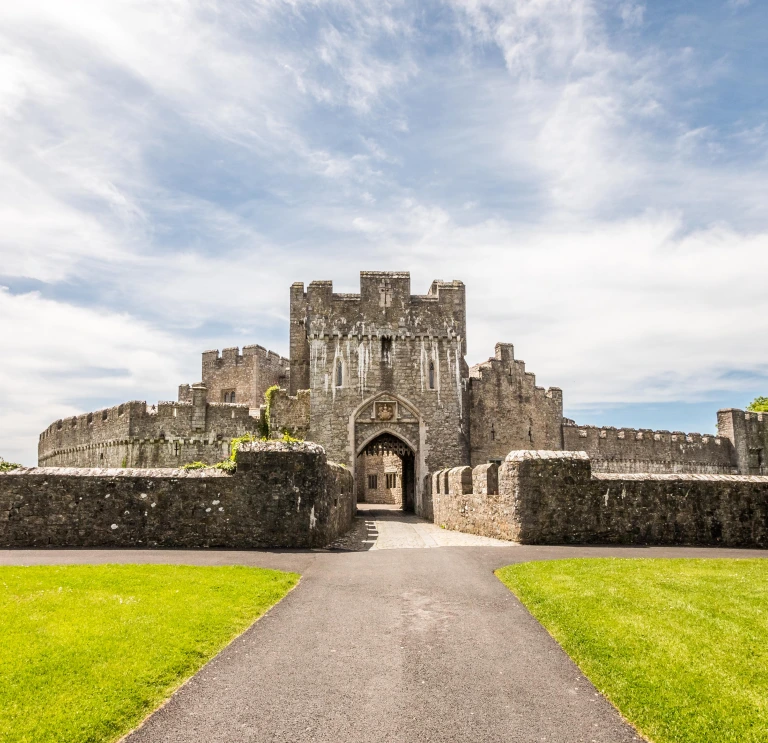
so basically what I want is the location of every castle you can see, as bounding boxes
[39,271,768,514]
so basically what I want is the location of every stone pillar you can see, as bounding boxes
[718,409,748,474]
[191,383,208,432]
[289,282,310,395]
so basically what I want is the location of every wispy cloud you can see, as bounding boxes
[0,0,767,463]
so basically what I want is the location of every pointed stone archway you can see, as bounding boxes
[348,392,426,513]
[356,432,416,510]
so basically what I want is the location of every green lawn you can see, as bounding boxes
[497,558,768,743]
[0,564,299,743]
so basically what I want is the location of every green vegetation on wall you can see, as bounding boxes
[261,384,280,439]
[747,396,768,412]
[0,458,21,472]
[179,385,302,473]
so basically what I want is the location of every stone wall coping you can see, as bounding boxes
[505,450,590,462]
[594,472,768,483]
[237,440,326,455]
[0,467,231,478]
[473,462,499,473]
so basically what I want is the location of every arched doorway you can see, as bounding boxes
[356,432,416,512]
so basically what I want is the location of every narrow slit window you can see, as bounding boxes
[428,361,435,389]
[335,359,343,387]
[491,424,495,441]
[381,336,392,364]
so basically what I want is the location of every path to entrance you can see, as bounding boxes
[334,503,514,550]
[3,513,766,742]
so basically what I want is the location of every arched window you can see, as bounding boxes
[335,359,343,387]
[428,361,435,390]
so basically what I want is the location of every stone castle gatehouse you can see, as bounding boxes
[38,271,768,508]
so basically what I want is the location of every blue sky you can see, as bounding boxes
[1,0,767,464]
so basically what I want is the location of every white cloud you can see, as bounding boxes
[0,288,193,465]
[0,0,766,462]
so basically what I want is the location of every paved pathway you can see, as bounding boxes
[332,504,513,550]
[3,512,766,742]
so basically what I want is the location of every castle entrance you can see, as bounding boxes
[356,433,416,512]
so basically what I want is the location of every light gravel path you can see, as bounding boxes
[3,515,766,743]
[330,505,513,550]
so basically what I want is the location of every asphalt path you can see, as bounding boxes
[3,520,766,742]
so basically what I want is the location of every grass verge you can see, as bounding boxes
[496,558,768,743]
[0,564,299,743]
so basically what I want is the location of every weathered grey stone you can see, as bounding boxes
[434,450,768,547]
[32,269,768,542]
[0,442,353,549]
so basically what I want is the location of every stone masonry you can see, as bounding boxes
[38,271,766,505]
[3,442,353,549]
[430,450,768,548]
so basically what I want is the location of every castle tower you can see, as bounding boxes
[286,271,470,511]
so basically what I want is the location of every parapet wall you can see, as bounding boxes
[38,388,260,467]
[1,442,354,549]
[200,344,289,408]
[469,343,562,465]
[562,422,736,474]
[269,388,311,440]
[431,450,768,547]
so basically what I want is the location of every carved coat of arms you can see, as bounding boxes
[377,403,394,421]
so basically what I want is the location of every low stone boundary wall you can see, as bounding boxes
[0,441,353,549]
[431,451,768,547]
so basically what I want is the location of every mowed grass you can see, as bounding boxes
[0,564,299,743]
[497,558,768,743]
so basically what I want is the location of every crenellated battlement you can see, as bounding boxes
[563,422,724,444]
[469,342,563,463]
[195,344,289,408]
[469,343,563,399]
[202,345,289,368]
[33,269,764,485]
[38,387,260,468]
[562,422,736,474]
[289,271,467,403]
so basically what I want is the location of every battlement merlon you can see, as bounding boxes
[201,346,289,369]
[469,344,562,399]
[302,272,464,304]
[292,272,467,355]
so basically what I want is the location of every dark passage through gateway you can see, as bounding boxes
[356,433,415,512]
